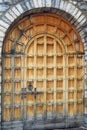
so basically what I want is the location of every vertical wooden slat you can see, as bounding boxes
[21,55,24,120]
[83,55,85,116]
[54,39,56,115]
[66,55,68,115]
[12,55,14,120]
[24,55,27,120]
[63,55,66,116]
[44,34,47,119]
[82,55,84,115]
[2,55,5,121]
[74,55,77,115]
[34,38,37,119]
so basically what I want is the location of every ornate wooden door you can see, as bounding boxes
[2,13,84,126]
[24,34,66,121]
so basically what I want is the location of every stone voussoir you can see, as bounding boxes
[60,0,65,10]
[45,0,52,7]
[15,4,24,14]
[11,6,21,17]
[0,20,9,29]
[33,0,39,8]
[0,25,7,33]
[54,0,61,8]
[0,31,5,37]
[5,12,15,22]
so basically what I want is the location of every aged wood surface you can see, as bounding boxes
[2,13,84,121]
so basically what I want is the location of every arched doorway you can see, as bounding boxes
[2,13,84,129]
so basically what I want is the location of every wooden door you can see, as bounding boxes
[25,34,65,120]
[2,13,84,123]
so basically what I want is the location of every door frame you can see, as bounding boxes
[1,2,86,129]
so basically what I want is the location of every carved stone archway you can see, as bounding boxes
[0,0,87,130]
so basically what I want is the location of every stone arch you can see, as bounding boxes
[0,0,87,55]
[0,0,87,129]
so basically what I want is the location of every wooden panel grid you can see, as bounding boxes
[2,14,84,122]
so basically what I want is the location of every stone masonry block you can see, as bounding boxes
[5,12,14,22]
[12,7,21,17]
[28,0,35,8]
[62,1,68,11]
[41,0,46,7]
[0,4,9,12]
[72,7,79,16]
[0,25,7,32]
[0,31,5,37]
[67,4,76,14]
[75,10,82,20]
[33,0,39,8]
[0,20,9,29]
[0,37,4,42]
[16,4,24,14]
[80,18,86,25]
[78,15,85,23]
[8,9,18,19]
[66,3,72,12]
[25,1,32,9]
[45,0,52,7]
[37,0,43,7]
[60,0,65,10]
[20,2,28,12]
[54,0,61,8]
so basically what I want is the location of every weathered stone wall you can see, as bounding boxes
[0,0,87,129]
[0,0,87,16]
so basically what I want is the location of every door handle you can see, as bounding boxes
[21,83,43,99]
[31,88,43,99]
